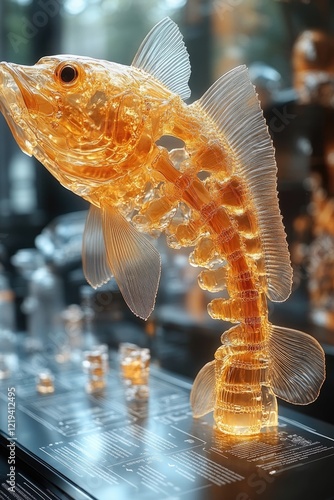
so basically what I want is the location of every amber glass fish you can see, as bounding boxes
[0,18,325,435]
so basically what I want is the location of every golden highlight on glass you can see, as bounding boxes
[119,343,150,400]
[36,370,55,394]
[0,18,326,435]
[83,344,109,394]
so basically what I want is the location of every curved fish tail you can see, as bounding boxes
[190,323,326,418]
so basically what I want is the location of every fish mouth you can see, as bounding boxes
[0,62,36,156]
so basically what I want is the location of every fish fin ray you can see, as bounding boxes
[268,325,325,404]
[190,360,216,417]
[195,66,292,302]
[102,205,161,320]
[132,17,191,101]
[82,204,113,288]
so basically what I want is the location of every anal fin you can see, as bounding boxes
[268,325,326,404]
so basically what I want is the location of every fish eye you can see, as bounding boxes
[56,63,79,85]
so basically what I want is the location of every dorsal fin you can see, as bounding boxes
[195,66,292,302]
[132,17,191,101]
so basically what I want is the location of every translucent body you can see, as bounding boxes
[0,19,325,436]
[139,143,276,434]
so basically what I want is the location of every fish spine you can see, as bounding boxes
[136,122,278,434]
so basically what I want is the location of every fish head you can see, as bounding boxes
[0,60,38,157]
[0,55,141,190]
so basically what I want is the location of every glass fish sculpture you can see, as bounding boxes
[0,18,326,435]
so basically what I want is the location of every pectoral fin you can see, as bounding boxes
[268,325,326,404]
[82,204,113,288]
[190,360,216,418]
[101,204,161,320]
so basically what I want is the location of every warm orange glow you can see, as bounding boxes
[0,18,326,436]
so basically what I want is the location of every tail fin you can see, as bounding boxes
[268,325,326,404]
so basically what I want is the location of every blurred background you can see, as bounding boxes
[0,0,334,424]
